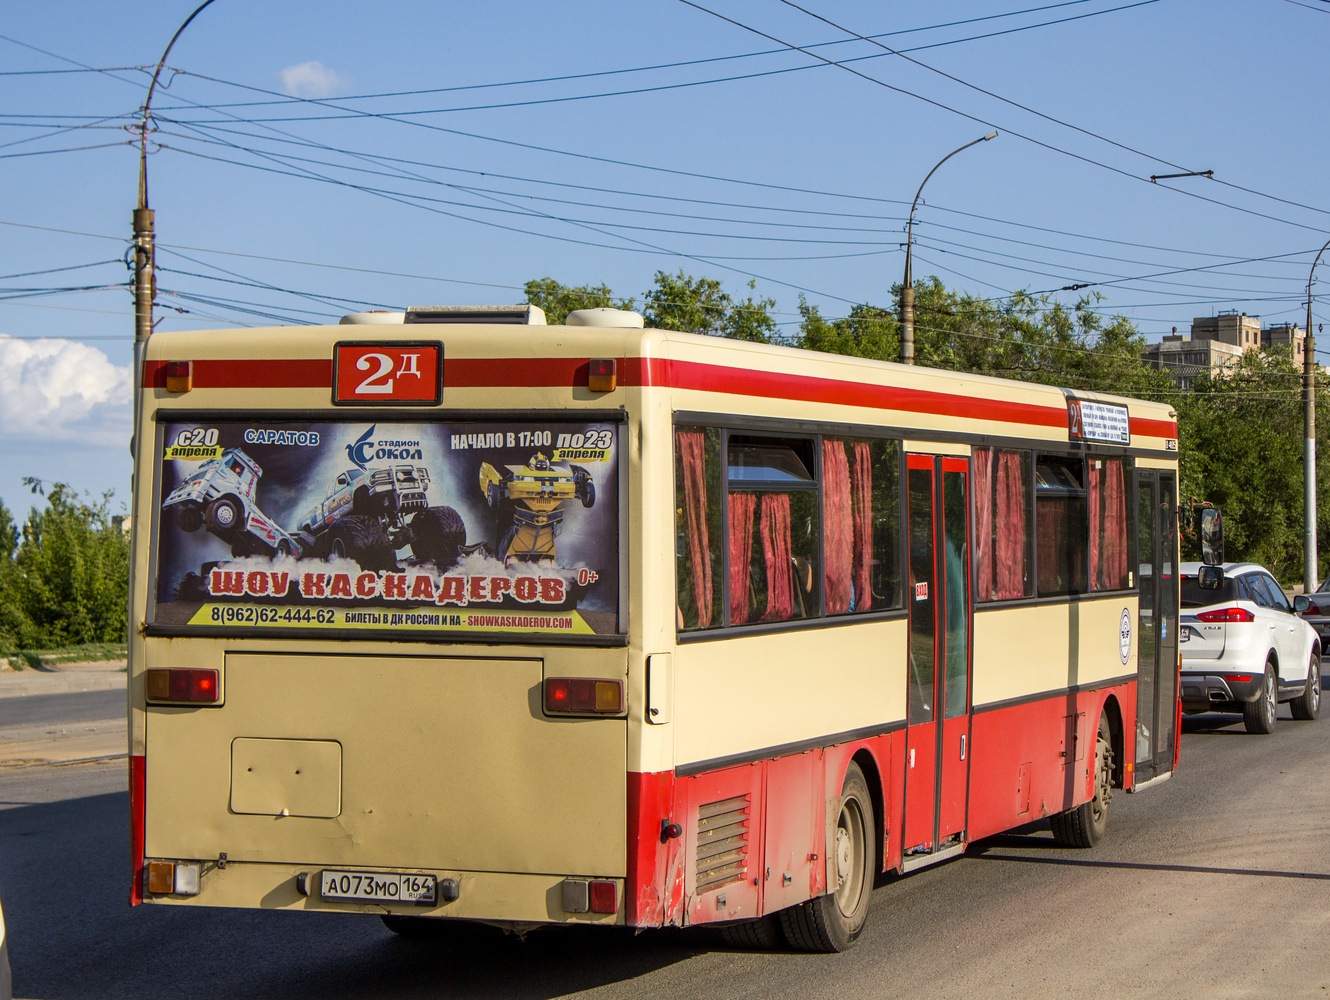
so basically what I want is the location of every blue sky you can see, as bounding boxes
[1,0,1326,517]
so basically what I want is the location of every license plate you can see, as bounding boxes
[320,870,436,904]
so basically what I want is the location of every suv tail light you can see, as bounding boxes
[1196,607,1256,623]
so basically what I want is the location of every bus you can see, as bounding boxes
[128,303,1183,952]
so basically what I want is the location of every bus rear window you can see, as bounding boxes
[150,418,622,639]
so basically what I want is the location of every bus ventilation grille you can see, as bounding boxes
[695,794,751,895]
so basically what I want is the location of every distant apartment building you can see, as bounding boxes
[1142,310,1306,388]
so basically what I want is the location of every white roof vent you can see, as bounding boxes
[339,310,406,325]
[403,305,547,325]
[566,308,645,328]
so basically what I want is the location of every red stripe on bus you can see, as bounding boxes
[141,354,1175,437]
[129,753,146,906]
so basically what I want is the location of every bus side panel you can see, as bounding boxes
[625,770,683,928]
[967,682,1132,842]
[680,765,764,924]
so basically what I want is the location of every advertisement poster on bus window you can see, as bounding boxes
[151,418,621,637]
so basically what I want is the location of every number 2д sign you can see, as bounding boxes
[333,342,442,405]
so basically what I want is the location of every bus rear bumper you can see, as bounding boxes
[136,861,624,927]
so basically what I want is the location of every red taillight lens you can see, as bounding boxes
[589,880,617,914]
[1222,674,1253,684]
[1196,607,1255,623]
[164,360,192,393]
[587,358,616,392]
[1303,602,1321,616]
[146,668,220,704]
[543,677,623,715]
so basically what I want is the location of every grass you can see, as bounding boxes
[0,642,127,671]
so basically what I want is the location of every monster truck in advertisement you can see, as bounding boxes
[294,464,468,572]
[161,448,301,558]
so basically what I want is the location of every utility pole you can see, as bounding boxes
[899,132,996,365]
[1305,238,1329,593]
[132,0,219,413]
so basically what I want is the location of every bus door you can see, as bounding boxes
[903,454,973,858]
[1134,470,1179,784]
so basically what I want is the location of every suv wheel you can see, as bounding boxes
[1291,653,1321,721]
[1243,663,1278,734]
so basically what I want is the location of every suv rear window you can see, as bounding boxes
[1180,574,1239,608]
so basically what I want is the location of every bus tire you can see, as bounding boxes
[719,914,783,950]
[1242,662,1278,735]
[1291,652,1320,721]
[780,762,873,953]
[410,506,466,569]
[1050,715,1112,848]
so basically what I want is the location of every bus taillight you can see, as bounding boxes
[544,677,623,715]
[146,668,220,705]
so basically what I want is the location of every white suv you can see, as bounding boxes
[1179,562,1321,733]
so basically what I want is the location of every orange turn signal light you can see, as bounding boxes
[544,677,623,715]
[164,360,192,393]
[587,358,616,392]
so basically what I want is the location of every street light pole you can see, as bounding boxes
[1304,238,1329,593]
[899,131,997,365]
[132,0,219,403]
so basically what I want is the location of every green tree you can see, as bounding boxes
[523,277,634,326]
[641,271,776,343]
[3,482,129,649]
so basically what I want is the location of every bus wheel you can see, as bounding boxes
[1051,716,1113,848]
[719,914,783,950]
[780,762,873,953]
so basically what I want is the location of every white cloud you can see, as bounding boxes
[0,336,130,443]
[278,61,351,99]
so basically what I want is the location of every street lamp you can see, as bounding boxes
[1304,237,1329,592]
[899,131,997,365]
[133,0,220,388]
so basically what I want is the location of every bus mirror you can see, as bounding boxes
[1196,564,1224,591]
[1197,507,1224,566]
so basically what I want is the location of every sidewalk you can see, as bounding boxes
[0,660,126,700]
[0,661,127,767]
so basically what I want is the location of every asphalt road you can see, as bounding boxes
[0,689,122,730]
[1,703,1327,999]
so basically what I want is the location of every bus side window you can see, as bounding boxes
[675,426,722,630]
[973,447,1033,602]
[823,436,901,614]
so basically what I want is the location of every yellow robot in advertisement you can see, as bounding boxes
[478,453,595,565]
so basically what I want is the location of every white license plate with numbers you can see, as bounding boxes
[320,870,436,904]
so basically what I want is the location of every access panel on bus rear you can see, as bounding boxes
[144,653,627,877]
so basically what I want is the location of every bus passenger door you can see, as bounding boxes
[904,455,973,858]
[1134,470,1178,784]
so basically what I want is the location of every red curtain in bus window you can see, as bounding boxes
[973,448,994,601]
[1105,459,1128,587]
[822,440,853,614]
[851,441,873,610]
[676,429,714,626]
[994,450,1027,599]
[760,493,795,621]
[1088,461,1102,588]
[729,492,757,625]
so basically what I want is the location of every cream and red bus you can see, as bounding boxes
[128,303,1182,951]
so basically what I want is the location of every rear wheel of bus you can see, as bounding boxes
[780,762,874,952]
[1050,715,1112,848]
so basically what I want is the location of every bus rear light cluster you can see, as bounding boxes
[146,860,200,896]
[146,668,220,704]
[1195,607,1255,623]
[561,878,618,914]
[164,360,192,392]
[543,677,622,715]
[587,358,616,392]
